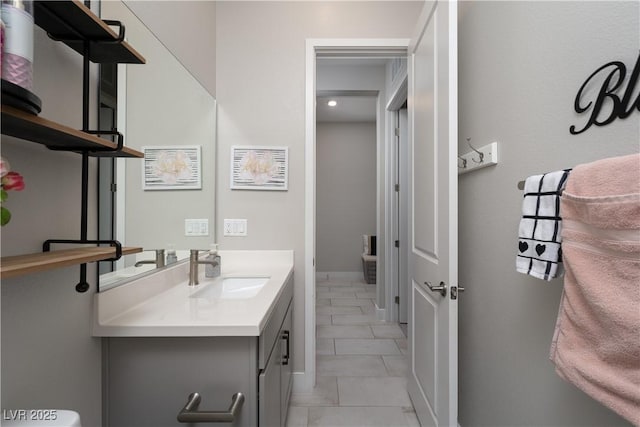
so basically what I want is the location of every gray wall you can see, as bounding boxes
[123,1,216,97]
[1,28,103,426]
[458,1,639,426]
[215,0,423,374]
[102,1,218,253]
[1,2,217,424]
[316,122,377,273]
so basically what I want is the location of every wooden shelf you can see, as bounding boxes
[34,0,145,64]
[1,105,143,158]
[1,246,143,280]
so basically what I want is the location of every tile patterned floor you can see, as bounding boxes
[287,277,418,427]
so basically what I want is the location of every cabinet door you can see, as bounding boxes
[280,304,293,424]
[259,341,281,427]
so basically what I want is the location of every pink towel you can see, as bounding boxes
[550,153,640,425]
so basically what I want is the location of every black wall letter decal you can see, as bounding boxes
[570,52,640,135]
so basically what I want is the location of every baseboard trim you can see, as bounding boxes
[292,371,313,393]
[315,271,363,281]
[375,305,386,321]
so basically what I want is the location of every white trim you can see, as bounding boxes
[305,38,410,393]
[303,38,317,393]
[292,371,311,393]
[375,305,387,322]
[315,271,363,281]
[384,72,409,324]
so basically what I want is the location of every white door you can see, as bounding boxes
[407,1,458,426]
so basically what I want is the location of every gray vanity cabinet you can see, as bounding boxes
[259,297,293,427]
[105,277,293,427]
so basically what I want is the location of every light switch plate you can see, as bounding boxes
[185,219,209,236]
[224,219,247,236]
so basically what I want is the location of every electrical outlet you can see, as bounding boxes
[224,219,247,236]
[185,219,209,236]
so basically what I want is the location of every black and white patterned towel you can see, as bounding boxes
[516,169,571,281]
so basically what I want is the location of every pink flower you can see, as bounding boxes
[2,171,25,191]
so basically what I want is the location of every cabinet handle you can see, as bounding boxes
[282,330,290,366]
[177,392,244,423]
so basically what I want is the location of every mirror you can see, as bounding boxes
[97,1,217,290]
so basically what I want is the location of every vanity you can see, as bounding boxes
[94,251,294,427]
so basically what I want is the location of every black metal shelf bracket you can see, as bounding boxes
[46,129,124,153]
[43,239,123,293]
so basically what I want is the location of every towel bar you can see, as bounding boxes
[177,392,244,423]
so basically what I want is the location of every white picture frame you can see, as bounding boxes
[230,146,289,191]
[142,145,202,190]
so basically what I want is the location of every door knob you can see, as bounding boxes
[425,281,447,297]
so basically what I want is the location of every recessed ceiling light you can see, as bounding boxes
[327,100,337,107]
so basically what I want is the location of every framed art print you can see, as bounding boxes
[142,146,202,190]
[230,146,288,191]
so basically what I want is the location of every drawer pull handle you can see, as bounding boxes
[177,392,244,423]
[282,330,290,366]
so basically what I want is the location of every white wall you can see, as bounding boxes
[123,1,216,97]
[316,122,377,273]
[215,1,423,374]
[458,1,639,425]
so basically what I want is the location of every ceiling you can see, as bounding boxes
[316,95,377,123]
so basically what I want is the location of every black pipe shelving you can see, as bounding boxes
[0,0,146,291]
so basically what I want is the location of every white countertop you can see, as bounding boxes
[93,250,294,337]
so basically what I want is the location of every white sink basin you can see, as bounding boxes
[191,277,270,299]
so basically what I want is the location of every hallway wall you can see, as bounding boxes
[458,1,639,425]
[316,122,377,274]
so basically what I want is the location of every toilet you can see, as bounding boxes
[2,410,81,427]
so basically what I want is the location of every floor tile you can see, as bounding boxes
[403,408,420,427]
[316,291,357,299]
[316,315,332,326]
[372,324,406,338]
[332,313,381,325]
[285,406,309,427]
[395,338,408,355]
[316,338,335,355]
[335,339,400,355]
[329,286,369,293]
[316,306,361,316]
[383,355,408,376]
[360,303,377,314]
[318,286,357,294]
[316,298,331,306]
[355,291,377,299]
[308,406,412,427]
[290,376,338,407]
[330,298,374,307]
[337,377,411,406]
[317,354,387,377]
[316,325,373,339]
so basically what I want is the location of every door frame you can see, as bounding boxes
[386,72,409,324]
[302,38,410,392]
